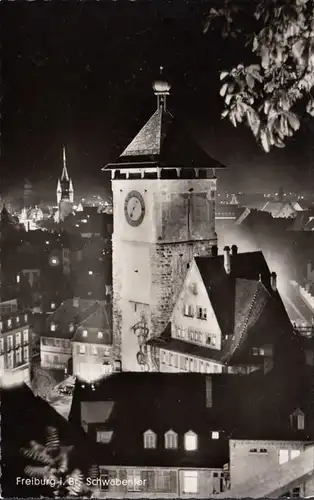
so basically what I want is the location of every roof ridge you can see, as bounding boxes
[224,282,263,363]
[79,302,101,325]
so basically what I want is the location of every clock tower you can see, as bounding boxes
[103,75,225,371]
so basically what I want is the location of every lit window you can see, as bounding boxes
[7,336,13,350]
[184,431,198,451]
[46,241,49,244]
[0,321,2,331]
[165,430,178,449]
[279,449,289,464]
[69,323,74,333]
[183,304,194,317]
[79,344,86,354]
[82,330,88,337]
[92,345,98,355]
[8,319,12,327]
[16,332,21,347]
[212,431,219,440]
[16,274,20,283]
[24,314,28,322]
[50,323,56,332]
[16,347,22,364]
[143,430,157,449]
[7,352,13,369]
[97,331,103,339]
[16,316,20,324]
[88,270,93,275]
[291,450,301,460]
[22,330,28,344]
[183,470,198,494]
[51,302,56,310]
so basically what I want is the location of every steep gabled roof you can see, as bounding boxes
[104,104,225,170]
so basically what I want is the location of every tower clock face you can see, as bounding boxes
[124,190,145,227]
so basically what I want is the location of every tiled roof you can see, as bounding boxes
[104,106,226,169]
[69,366,314,467]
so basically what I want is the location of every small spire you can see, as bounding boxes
[61,146,69,181]
[153,65,171,112]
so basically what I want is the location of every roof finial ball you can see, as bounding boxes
[153,66,171,111]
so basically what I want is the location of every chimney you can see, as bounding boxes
[270,272,277,292]
[223,246,231,274]
[231,244,238,257]
[73,297,79,308]
[205,376,212,408]
[211,245,218,258]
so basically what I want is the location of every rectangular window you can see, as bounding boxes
[196,307,207,320]
[291,450,301,460]
[7,335,13,350]
[23,330,29,343]
[92,345,98,355]
[16,347,22,364]
[169,353,173,366]
[7,352,14,369]
[279,449,289,465]
[127,470,142,492]
[212,431,219,440]
[100,472,109,491]
[185,357,189,370]
[0,338,4,353]
[180,356,185,370]
[24,314,28,322]
[183,304,194,317]
[200,361,204,373]
[79,344,86,354]
[183,470,198,494]
[23,346,29,362]
[96,430,113,443]
[55,339,61,347]
[174,354,178,368]
[156,470,171,491]
[7,319,12,328]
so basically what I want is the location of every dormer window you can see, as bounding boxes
[7,319,12,328]
[51,302,56,310]
[16,316,20,324]
[212,431,219,440]
[165,430,178,449]
[290,409,305,430]
[69,323,74,333]
[82,330,88,337]
[50,323,56,332]
[97,331,103,339]
[184,430,198,451]
[143,430,156,449]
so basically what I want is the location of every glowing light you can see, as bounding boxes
[16,275,20,283]
[88,270,93,275]
[82,330,88,337]
[46,241,49,244]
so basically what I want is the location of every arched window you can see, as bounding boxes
[143,430,156,449]
[165,430,178,449]
[184,430,198,451]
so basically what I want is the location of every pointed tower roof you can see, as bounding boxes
[104,73,226,171]
[61,146,70,181]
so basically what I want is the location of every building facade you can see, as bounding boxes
[0,299,31,387]
[103,79,225,371]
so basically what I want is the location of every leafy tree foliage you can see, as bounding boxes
[205,0,314,152]
[21,426,98,498]
[31,365,59,402]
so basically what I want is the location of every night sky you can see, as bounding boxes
[1,1,314,201]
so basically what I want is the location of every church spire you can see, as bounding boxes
[153,66,171,112]
[61,146,69,181]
